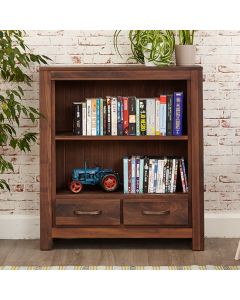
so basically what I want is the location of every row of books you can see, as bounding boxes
[123,156,188,194]
[72,92,184,136]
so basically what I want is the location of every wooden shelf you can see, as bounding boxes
[55,133,188,141]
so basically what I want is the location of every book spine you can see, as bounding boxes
[106,97,111,135]
[111,97,117,136]
[135,157,140,193]
[160,159,164,193]
[86,99,92,136]
[131,156,136,193]
[143,157,149,193]
[155,98,160,135]
[96,98,100,136]
[128,158,131,193]
[170,159,176,193]
[168,159,173,193]
[166,95,173,136]
[136,98,140,136]
[123,157,128,194]
[181,158,188,192]
[123,97,129,135]
[148,159,154,193]
[146,99,156,135]
[173,159,178,193]
[100,98,103,136]
[165,159,169,193]
[153,159,158,193]
[73,103,82,135]
[121,98,124,136]
[139,99,146,135]
[173,92,183,136]
[160,95,167,136]
[103,99,107,136]
[128,97,136,135]
[117,96,123,136]
[179,159,186,192]
[139,158,144,194]
[156,159,161,193]
[82,102,86,136]
[91,98,97,136]
[162,157,167,193]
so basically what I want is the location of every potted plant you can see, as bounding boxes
[175,30,196,66]
[114,30,175,66]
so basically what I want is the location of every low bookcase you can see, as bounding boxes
[40,65,204,250]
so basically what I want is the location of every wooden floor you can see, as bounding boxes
[0,239,239,266]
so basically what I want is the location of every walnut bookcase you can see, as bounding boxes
[40,65,204,250]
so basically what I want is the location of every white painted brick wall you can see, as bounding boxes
[0,30,240,215]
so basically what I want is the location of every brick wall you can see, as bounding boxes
[1,30,240,216]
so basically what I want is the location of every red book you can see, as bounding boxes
[128,157,132,193]
[123,97,129,135]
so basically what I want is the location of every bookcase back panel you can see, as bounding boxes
[55,140,188,192]
[55,80,188,135]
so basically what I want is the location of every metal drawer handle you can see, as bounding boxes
[74,210,102,216]
[142,210,170,216]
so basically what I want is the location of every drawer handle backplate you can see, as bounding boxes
[74,210,102,216]
[142,210,170,216]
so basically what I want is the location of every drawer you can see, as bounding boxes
[55,198,120,226]
[123,197,188,226]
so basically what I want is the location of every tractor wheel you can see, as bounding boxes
[101,174,118,192]
[70,180,83,193]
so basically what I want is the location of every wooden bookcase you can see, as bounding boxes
[40,65,204,250]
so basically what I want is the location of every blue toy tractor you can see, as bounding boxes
[69,163,120,193]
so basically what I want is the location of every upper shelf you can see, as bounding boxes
[55,133,188,141]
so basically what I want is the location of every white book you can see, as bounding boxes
[155,98,160,135]
[82,102,86,136]
[111,97,117,136]
[91,98,97,136]
[162,157,168,193]
[156,159,162,193]
[86,99,92,136]
[136,98,140,136]
[159,159,164,193]
[170,159,176,193]
[146,98,156,135]
[148,159,154,193]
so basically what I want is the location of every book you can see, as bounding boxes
[136,98,140,136]
[96,98,100,136]
[103,99,107,136]
[128,97,136,135]
[155,98,160,135]
[131,156,136,193]
[139,99,146,135]
[173,159,179,193]
[166,95,173,136]
[135,156,140,193]
[162,157,168,193]
[123,157,128,194]
[117,96,123,136]
[139,157,144,194]
[123,97,129,135]
[160,95,167,136]
[106,97,111,135]
[170,159,176,193]
[153,159,158,193]
[100,98,103,136]
[111,97,118,136]
[173,92,183,136]
[148,159,154,193]
[128,157,132,193]
[91,98,97,136]
[179,159,186,192]
[146,98,155,135]
[143,157,149,193]
[82,102,86,136]
[181,158,188,192]
[86,99,92,136]
[72,102,82,135]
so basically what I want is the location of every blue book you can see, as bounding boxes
[123,157,128,194]
[139,158,144,194]
[96,98,101,136]
[153,159,158,193]
[131,156,136,193]
[173,92,183,136]
[117,96,123,135]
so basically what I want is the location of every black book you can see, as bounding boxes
[139,99,147,135]
[166,95,173,136]
[72,102,82,135]
[103,99,107,136]
[106,97,111,135]
[143,157,149,193]
[117,96,123,135]
[128,96,136,135]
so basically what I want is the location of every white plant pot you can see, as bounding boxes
[143,43,156,67]
[175,45,196,66]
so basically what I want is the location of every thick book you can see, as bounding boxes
[106,97,111,135]
[100,98,103,136]
[135,156,140,193]
[117,96,123,136]
[143,157,149,193]
[139,99,146,135]
[91,98,97,136]
[72,102,82,135]
[123,97,129,135]
[131,156,136,193]
[103,99,107,136]
[155,98,160,135]
[128,97,136,135]
[136,99,140,136]
[82,102,86,136]
[146,98,156,135]
[139,158,144,194]
[173,92,183,136]
[166,95,173,136]
[123,157,128,194]
[160,95,167,136]
[86,99,92,136]
[96,98,100,136]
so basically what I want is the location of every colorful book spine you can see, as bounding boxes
[173,92,183,136]
[143,157,149,193]
[135,156,140,193]
[160,95,167,136]
[139,158,144,194]
[181,158,188,192]
[173,159,179,193]
[128,97,136,135]
[146,98,155,135]
[106,97,111,135]
[86,99,92,136]
[136,98,140,136]
[131,156,136,193]
[100,98,103,136]
[148,159,154,193]
[179,159,186,192]
[155,98,160,135]
[123,157,128,194]
[170,159,176,193]
[82,102,86,136]
[117,96,123,136]
[153,159,158,193]
[139,99,146,135]
[128,158,131,193]
[91,98,97,136]
[72,102,82,135]
[111,97,117,136]
[165,159,169,193]
[166,95,173,136]
[123,97,129,135]
[103,99,107,135]
[96,98,100,136]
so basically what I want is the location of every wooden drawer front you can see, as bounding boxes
[56,199,120,226]
[123,198,188,226]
